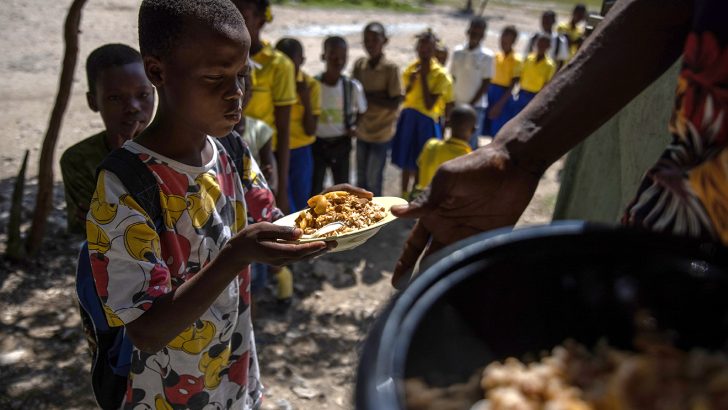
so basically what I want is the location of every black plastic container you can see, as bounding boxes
[355,222,728,410]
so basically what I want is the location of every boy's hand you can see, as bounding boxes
[322,184,373,199]
[225,222,331,267]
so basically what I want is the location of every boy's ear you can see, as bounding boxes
[86,91,99,112]
[143,56,165,88]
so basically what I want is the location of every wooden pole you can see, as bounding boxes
[26,0,88,255]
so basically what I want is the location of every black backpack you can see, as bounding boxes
[75,133,246,409]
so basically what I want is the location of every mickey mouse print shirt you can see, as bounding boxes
[86,137,261,409]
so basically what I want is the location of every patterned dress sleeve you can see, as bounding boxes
[86,169,172,326]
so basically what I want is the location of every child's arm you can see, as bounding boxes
[298,79,319,136]
[419,59,439,111]
[126,222,328,353]
[488,77,519,120]
[273,105,292,212]
[258,139,277,192]
[470,79,490,107]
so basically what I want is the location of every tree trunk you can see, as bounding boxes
[465,0,473,13]
[26,0,87,255]
[5,151,30,261]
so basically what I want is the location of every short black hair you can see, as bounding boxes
[323,36,347,52]
[502,25,519,39]
[574,4,587,13]
[138,0,246,58]
[86,44,142,95]
[276,37,303,59]
[542,10,556,19]
[470,16,487,29]
[450,104,477,135]
[416,28,439,43]
[234,0,270,17]
[364,22,387,37]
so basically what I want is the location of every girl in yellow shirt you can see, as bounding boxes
[391,29,453,197]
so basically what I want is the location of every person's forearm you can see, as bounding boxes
[366,92,402,109]
[126,250,243,353]
[420,70,436,110]
[274,105,292,202]
[498,0,691,175]
[301,99,317,136]
[470,80,490,106]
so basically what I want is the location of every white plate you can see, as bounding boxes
[273,196,407,252]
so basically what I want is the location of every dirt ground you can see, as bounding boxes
[0,1,567,409]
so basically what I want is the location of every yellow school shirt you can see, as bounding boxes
[520,54,556,93]
[289,71,321,149]
[491,51,522,87]
[402,58,453,120]
[416,137,472,189]
[244,41,297,145]
[557,22,584,58]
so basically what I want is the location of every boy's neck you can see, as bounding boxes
[502,47,513,55]
[468,42,480,51]
[536,52,546,60]
[322,70,342,86]
[135,104,210,166]
[368,53,383,67]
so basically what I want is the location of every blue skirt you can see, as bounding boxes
[510,89,537,116]
[391,108,441,171]
[483,84,510,137]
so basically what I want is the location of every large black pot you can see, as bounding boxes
[355,222,728,410]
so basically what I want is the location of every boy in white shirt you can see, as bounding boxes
[450,17,494,149]
[313,36,367,195]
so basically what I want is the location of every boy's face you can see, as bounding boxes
[435,48,448,66]
[290,49,304,73]
[467,24,485,48]
[323,43,347,75]
[573,9,586,23]
[363,30,386,58]
[87,62,154,146]
[416,37,435,61]
[145,21,251,138]
[541,14,555,32]
[500,33,515,52]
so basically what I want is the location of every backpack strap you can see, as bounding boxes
[342,75,353,131]
[96,148,162,229]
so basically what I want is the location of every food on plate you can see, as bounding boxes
[406,339,728,410]
[295,191,386,237]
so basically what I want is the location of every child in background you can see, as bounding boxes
[414,104,476,195]
[450,16,493,149]
[61,44,154,234]
[526,10,570,71]
[233,0,297,213]
[511,34,555,115]
[557,3,587,59]
[391,29,453,199]
[352,22,403,196]
[275,38,321,211]
[313,36,367,195]
[484,25,521,138]
[87,1,332,408]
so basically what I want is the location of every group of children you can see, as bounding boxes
[57,1,587,408]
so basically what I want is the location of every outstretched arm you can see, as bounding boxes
[391,0,693,287]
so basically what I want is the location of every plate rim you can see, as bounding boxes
[273,196,407,243]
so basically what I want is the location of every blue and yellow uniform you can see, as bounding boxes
[485,51,523,137]
[391,58,453,171]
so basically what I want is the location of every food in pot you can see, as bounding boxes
[295,191,386,237]
[406,340,728,410]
